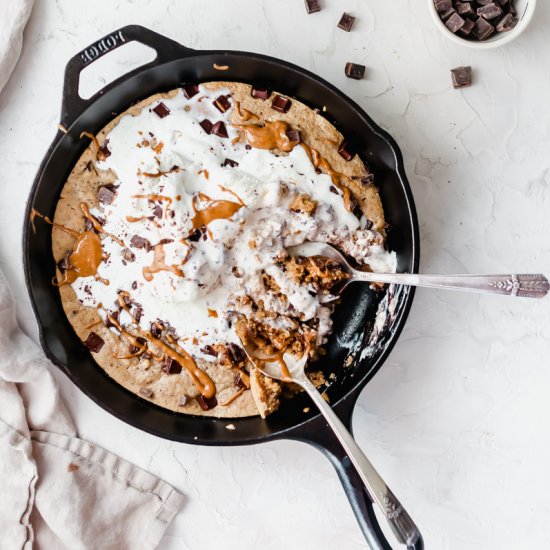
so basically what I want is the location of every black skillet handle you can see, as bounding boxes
[61,24,192,128]
[293,391,423,550]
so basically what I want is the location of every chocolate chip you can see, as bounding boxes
[304,0,321,14]
[139,387,153,398]
[163,356,182,374]
[345,62,365,80]
[201,345,218,357]
[97,184,117,205]
[178,395,188,407]
[286,129,301,143]
[338,141,355,161]
[84,332,104,353]
[222,158,239,168]
[496,13,518,31]
[434,0,452,11]
[337,12,355,32]
[445,12,465,32]
[212,121,228,138]
[130,235,152,251]
[187,228,203,242]
[199,119,213,135]
[105,310,119,328]
[182,83,200,99]
[477,2,502,19]
[213,95,231,113]
[451,66,473,89]
[131,281,138,291]
[152,102,170,118]
[196,394,218,411]
[245,144,252,150]
[227,343,246,364]
[152,205,163,218]
[251,87,271,100]
[271,95,292,114]
[329,185,339,195]
[122,248,135,262]
[472,16,495,39]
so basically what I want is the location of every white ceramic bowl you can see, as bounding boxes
[428,0,536,49]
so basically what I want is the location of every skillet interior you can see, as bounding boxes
[24,47,418,445]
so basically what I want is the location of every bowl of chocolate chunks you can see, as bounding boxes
[428,0,536,48]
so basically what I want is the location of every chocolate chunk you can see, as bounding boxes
[129,336,147,355]
[150,321,163,338]
[152,102,170,118]
[345,62,365,80]
[212,121,228,138]
[57,253,71,272]
[251,87,271,100]
[496,13,518,31]
[163,356,182,374]
[105,310,119,328]
[235,374,248,390]
[130,235,152,251]
[456,2,475,17]
[222,158,239,168]
[457,18,475,36]
[227,343,246,364]
[304,0,321,14]
[201,345,218,357]
[178,395,188,407]
[364,219,373,230]
[329,185,339,195]
[271,95,292,114]
[139,387,153,398]
[440,8,456,22]
[434,0,452,12]
[450,66,473,89]
[199,119,213,135]
[477,0,493,5]
[472,16,495,39]
[188,228,203,242]
[121,248,135,262]
[84,332,104,353]
[131,281,138,291]
[286,129,301,143]
[337,12,355,32]
[152,204,163,218]
[477,3,502,19]
[445,12,465,32]
[196,394,218,411]
[133,306,143,323]
[338,141,355,161]
[97,184,117,205]
[360,174,375,186]
[99,142,111,159]
[182,83,200,99]
[213,95,231,113]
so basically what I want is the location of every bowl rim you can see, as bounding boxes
[427,0,537,50]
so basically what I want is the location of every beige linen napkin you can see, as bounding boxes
[0,2,184,549]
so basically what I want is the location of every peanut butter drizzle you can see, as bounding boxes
[234,120,296,153]
[80,131,108,161]
[220,387,246,407]
[80,203,125,247]
[139,166,180,178]
[85,319,102,329]
[234,101,259,122]
[131,194,173,206]
[56,231,103,286]
[207,308,218,318]
[104,312,148,359]
[30,209,80,238]
[126,215,149,223]
[142,244,185,282]
[198,169,209,180]
[191,193,243,230]
[218,185,245,206]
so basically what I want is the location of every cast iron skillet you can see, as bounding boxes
[23,25,421,549]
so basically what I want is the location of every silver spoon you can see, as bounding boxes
[288,242,549,301]
[240,343,422,548]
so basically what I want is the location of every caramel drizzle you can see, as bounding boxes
[234,101,259,122]
[218,185,245,206]
[80,131,108,161]
[191,193,243,230]
[142,244,187,282]
[234,120,296,153]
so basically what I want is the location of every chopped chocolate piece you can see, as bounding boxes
[142,352,151,360]
[472,16,495,39]
[212,121,228,138]
[227,343,246,364]
[121,248,136,262]
[105,310,119,328]
[271,95,292,114]
[157,238,174,246]
[286,129,301,143]
[450,66,472,89]
[456,2,475,17]
[182,83,199,99]
[235,374,248,390]
[196,394,218,411]
[201,345,218,357]
[150,321,163,338]
[337,12,355,32]
[222,158,239,168]
[345,62,365,80]
[139,387,153,398]
[130,235,152,251]
[304,0,321,14]
[445,12,465,32]
[97,184,117,204]
[152,204,163,218]
[213,94,231,113]
[84,332,104,353]
[338,141,355,161]
[440,8,456,22]
[457,18,475,36]
[477,3,502,19]
[251,87,271,100]
[188,228,203,242]
[152,102,170,118]
[133,306,143,323]
[477,0,493,5]
[364,219,373,230]
[99,142,111,159]
[199,119,213,135]
[163,356,182,374]
[360,174,375,185]
[496,13,518,31]
[329,185,339,195]
[131,281,138,291]
[245,144,252,150]
[434,0,452,12]
[178,395,188,407]
[57,254,71,272]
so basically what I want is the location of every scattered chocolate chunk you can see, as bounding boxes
[152,204,163,218]
[182,83,199,99]
[97,184,117,205]
[235,374,248,390]
[435,0,452,11]
[84,332,104,353]
[329,185,339,195]
[445,12,465,32]
[251,87,271,100]
[121,248,136,262]
[199,119,213,135]
[152,102,170,118]
[451,66,473,88]
[213,95,231,113]
[105,310,119,328]
[57,253,71,272]
[133,306,143,323]
[188,228,203,242]
[99,142,111,159]
[345,62,365,80]
[142,352,151,360]
[130,235,152,251]
[196,394,218,411]
[131,281,138,291]
[163,356,182,374]
[212,121,228,138]
[364,219,374,230]
[496,13,518,31]
[150,321,163,338]
[201,345,218,357]
[227,343,246,364]
[178,395,188,407]
[222,158,239,168]
[271,94,292,114]
[477,2,502,19]
[139,387,153,398]
[360,174,375,185]
[338,141,355,161]
[304,0,321,14]
[286,129,301,143]
[337,12,356,32]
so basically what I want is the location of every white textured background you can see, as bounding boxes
[1,1,549,548]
